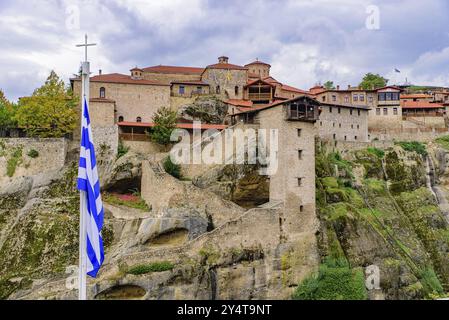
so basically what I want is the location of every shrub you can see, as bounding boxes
[293,259,368,300]
[27,149,39,158]
[150,106,177,146]
[367,147,385,159]
[396,141,427,156]
[163,157,182,179]
[127,262,174,275]
[6,148,23,177]
[117,140,129,159]
[435,135,449,150]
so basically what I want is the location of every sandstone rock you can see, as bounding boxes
[178,96,229,124]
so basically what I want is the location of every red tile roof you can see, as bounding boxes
[245,79,276,88]
[226,99,253,107]
[401,94,433,99]
[142,65,205,74]
[263,77,282,85]
[118,122,228,130]
[171,80,209,86]
[205,63,248,71]
[245,60,271,67]
[281,84,308,94]
[73,73,169,86]
[402,101,445,109]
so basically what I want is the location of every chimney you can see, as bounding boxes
[348,85,351,90]
[336,85,340,91]
[99,69,102,75]
[218,56,229,64]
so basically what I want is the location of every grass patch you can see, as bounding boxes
[163,157,182,179]
[293,258,368,300]
[435,135,449,150]
[27,149,39,159]
[367,147,385,159]
[419,267,444,298]
[396,141,427,156]
[103,192,150,211]
[127,261,174,275]
[6,147,23,177]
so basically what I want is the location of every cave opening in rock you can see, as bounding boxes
[95,285,147,300]
[146,229,189,248]
[106,176,142,195]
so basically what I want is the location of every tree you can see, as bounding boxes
[150,106,178,146]
[359,73,388,90]
[323,81,335,90]
[0,89,17,129]
[14,71,78,138]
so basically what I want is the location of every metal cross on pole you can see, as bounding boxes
[75,34,96,301]
[76,34,97,62]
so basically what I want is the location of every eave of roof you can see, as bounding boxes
[72,73,170,86]
[171,80,209,86]
[205,63,248,71]
[90,98,115,103]
[142,65,205,74]
[118,122,228,130]
[245,60,271,67]
[401,101,445,109]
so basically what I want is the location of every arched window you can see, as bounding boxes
[118,116,124,122]
[136,117,142,123]
[235,86,239,96]
[216,86,220,94]
[100,87,106,98]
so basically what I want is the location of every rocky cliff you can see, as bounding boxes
[1,139,449,300]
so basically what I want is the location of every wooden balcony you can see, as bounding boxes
[285,102,319,122]
[249,93,272,101]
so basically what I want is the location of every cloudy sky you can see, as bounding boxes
[1,0,449,101]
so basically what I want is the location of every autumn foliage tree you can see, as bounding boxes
[14,71,78,138]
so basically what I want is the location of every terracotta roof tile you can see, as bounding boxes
[73,73,169,86]
[171,80,209,86]
[226,99,253,107]
[142,65,205,74]
[401,94,433,99]
[118,122,228,130]
[402,101,445,109]
[245,60,271,67]
[205,63,248,71]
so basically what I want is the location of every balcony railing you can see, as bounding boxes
[249,93,272,101]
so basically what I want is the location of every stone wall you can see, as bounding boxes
[317,105,369,142]
[143,72,202,84]
[202,69,247,100]
[0,138,68,182]
[369,127,449,142]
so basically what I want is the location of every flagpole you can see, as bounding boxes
[78,60,90,301]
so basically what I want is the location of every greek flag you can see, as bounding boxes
[77,98,104,278]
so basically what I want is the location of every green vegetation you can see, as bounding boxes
[6,147,23,177]
[14,71,78,138]
[435,135,449,150]
[293,258,368,300]
[150,106,177,145]
[395,141,427,156]
[27,149,39,159]
[102,192,150,211]
[419,267,444,297]
[0,90,17,130]
[127,262,174,275]
[163,157,182,179]
[367,147,385,159]
[359,73,388,90]
[323,81,335,90]
[117,140,129,159]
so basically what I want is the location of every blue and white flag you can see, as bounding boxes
[77,98,104,278]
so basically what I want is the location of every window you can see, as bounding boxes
[368,95,374,103]
[338,108,341,114]
[383,108,388,115]
[333,134,336,140]
[216,86,221,94]
[300,205,304,213]
[344,96,349,103]
[358,110,361,116]
[351,124,354,129]
[355,136,358,140]
[100,87,106,98]
[320,121,323,126]
[360,95,365,102]
[297,178,303,187]
[322,96,326,102]
[179,86,185,94]
[329,107,333,113]
[136,117,142,123]
[197,86,202,94]
[376,108,381,115]
[344,136,347,141]
[350,109,353,115]
[392,93,400,101]
[332,95,337,102]
[378,93,386,101]
[357,125,360,129]
[353,95,358,102]
[235,86,239,96]
[333,123,335,127]
[339,123,342,128]
[393,108,398,115]
[298,150,303,160]
[297,129,302,137]
[118,116,124,122]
